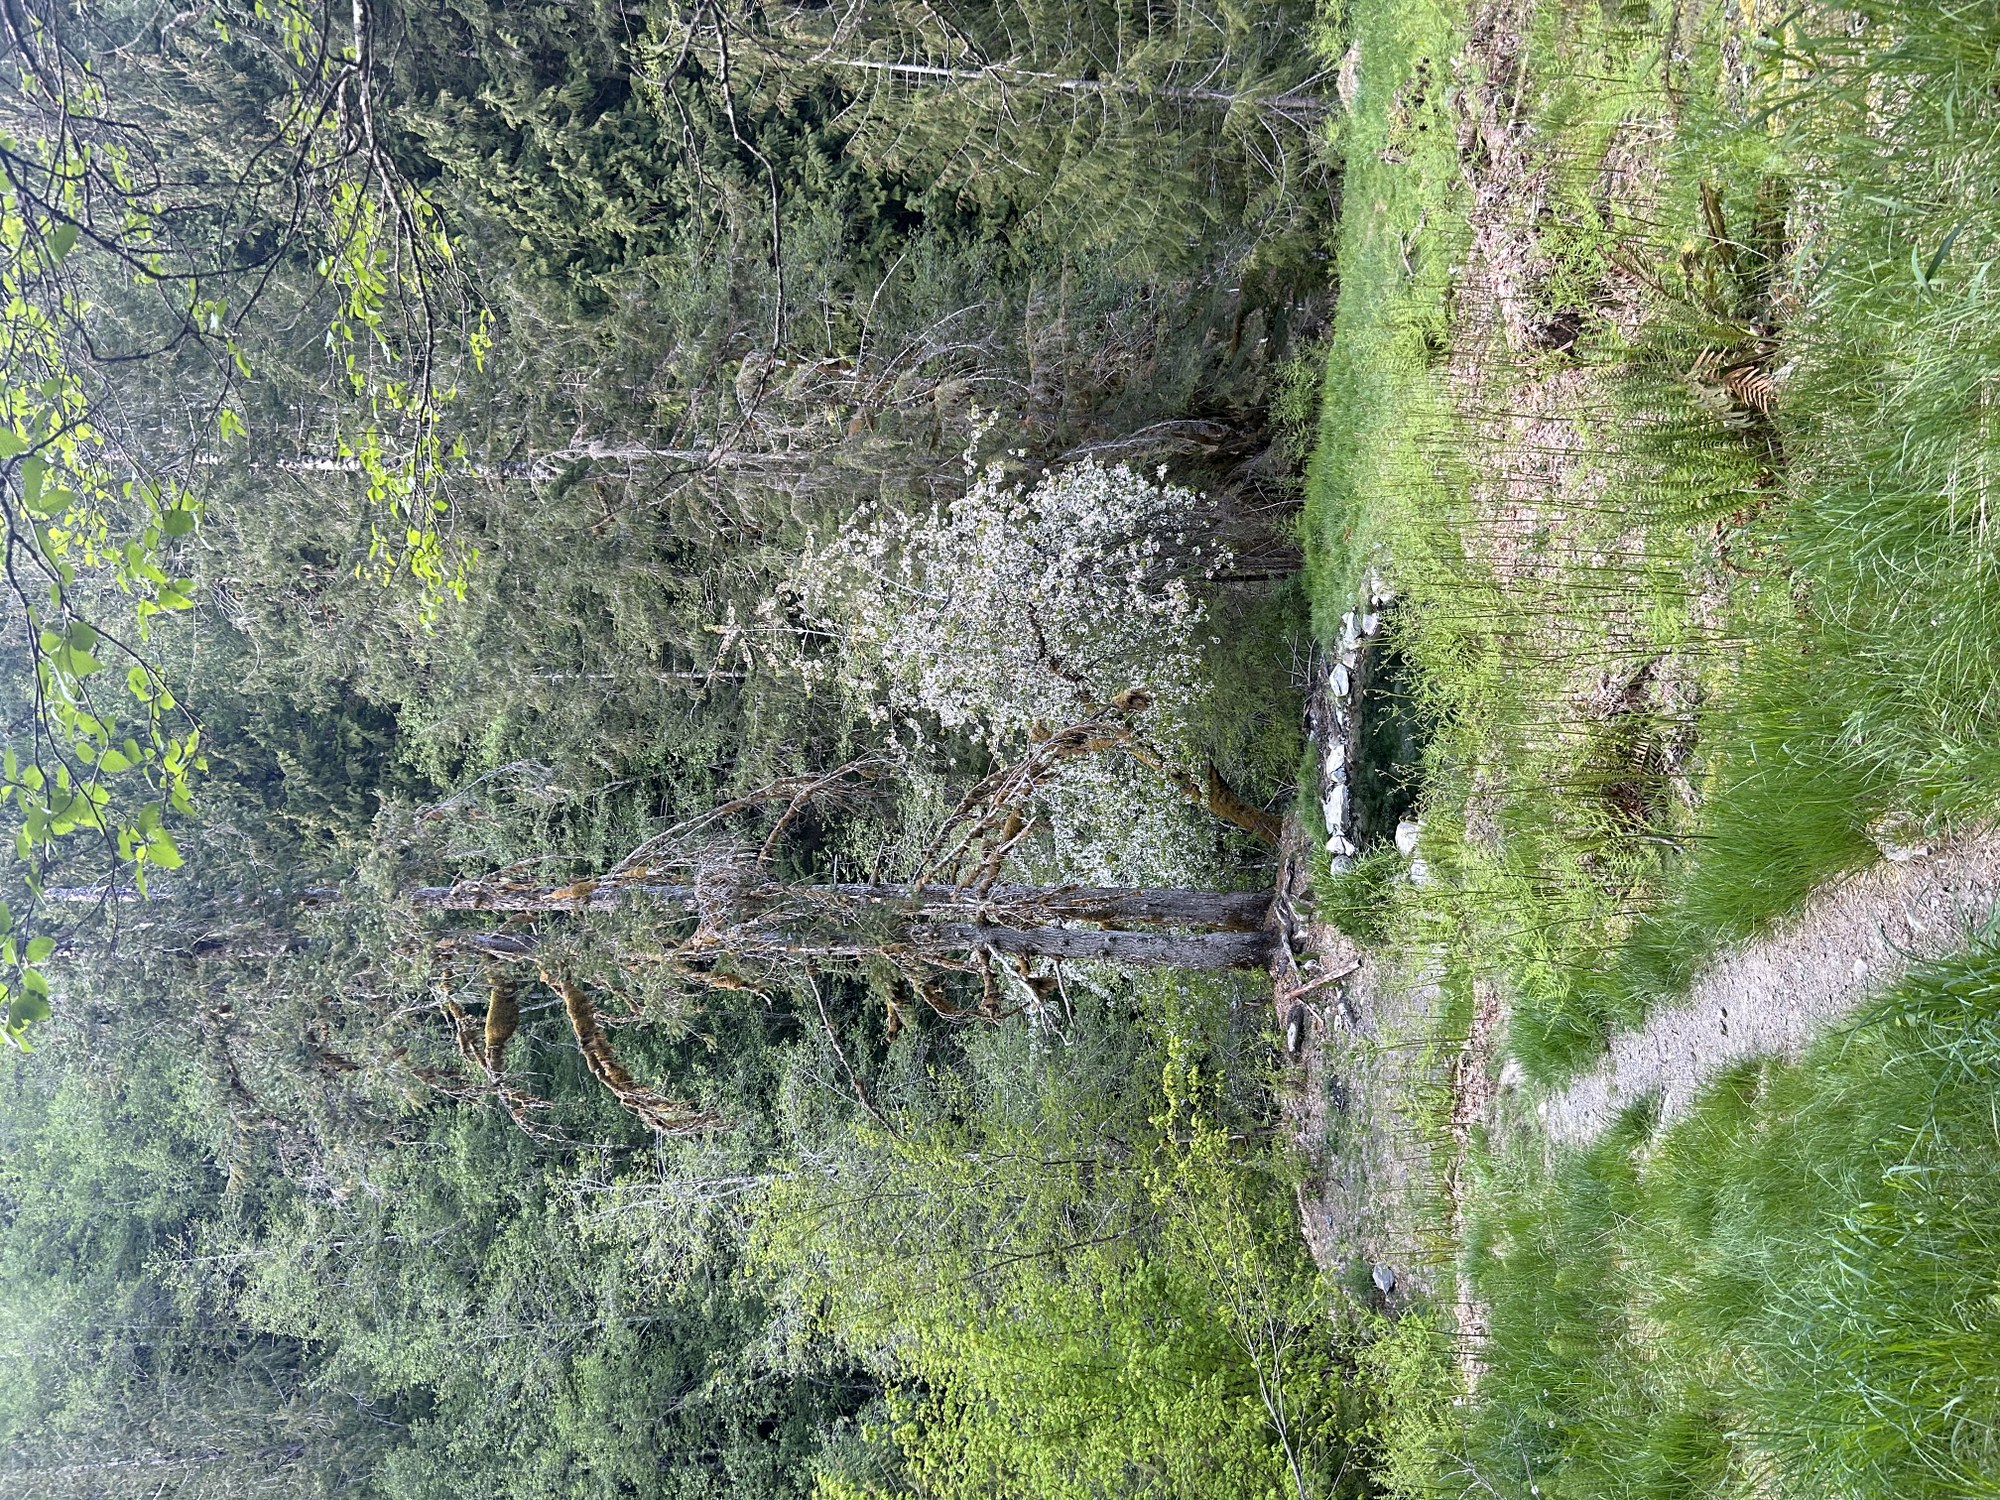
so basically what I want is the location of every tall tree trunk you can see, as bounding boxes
[803,56,1329,123]
[407,878,1270,929]
[409,877,1277,970]
[917,923,1274,969]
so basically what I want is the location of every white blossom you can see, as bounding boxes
[790,455,1231,882]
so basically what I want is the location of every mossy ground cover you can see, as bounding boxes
[1308,0,2000,1493]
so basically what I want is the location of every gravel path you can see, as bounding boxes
[1539,832,2000,1144]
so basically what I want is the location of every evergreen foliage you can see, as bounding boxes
[0,0,1328,1493]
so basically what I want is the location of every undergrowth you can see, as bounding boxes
[1457,938,2000,1498]
[1309,0,2000,1079]
[1311,2,2000,1490]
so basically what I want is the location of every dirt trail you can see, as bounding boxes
[1540,832,2000,1144]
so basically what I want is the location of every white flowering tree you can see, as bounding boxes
[788,452,1278,882]
[794,454,1213,746]
[395,467,1295,1052]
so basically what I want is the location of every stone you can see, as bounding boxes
[1395,817,1421,857]
[1408,856,1432,886]
[1371,1263,1397,1294]
[1867,810,1930,863]
[1332,663,1351,698]
[1361,611,1382,636]
[1337,42,1361,109]
[1323,784,1349,830]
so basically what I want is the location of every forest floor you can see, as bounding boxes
[1296,0,2000,1487]
[1283,918,1502,1368]
[1287,0,1578,1325]
[1283,928,1444,1295]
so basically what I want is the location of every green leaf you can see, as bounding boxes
[144,830,183,870]
[97,749,132,773]
[8,991,51,1028]
[162,509,196,537]
[47,224,79,262]
[25,937,54,963]
[55,646,104,678]
[0,432,25,459]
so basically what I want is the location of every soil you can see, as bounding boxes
[1283,934,1449,1296]
[1276,832,1501,1380]
[1538,830,2000,1144]
[1280,0,1563,1336]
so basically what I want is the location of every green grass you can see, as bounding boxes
[1531,0,2000,1067]
[1305,0,1736,1071]
[1305,0,2000,1078]
[1301,0,1469,617]
[1306,3,2000,1495]
[1453,937,2000,1498]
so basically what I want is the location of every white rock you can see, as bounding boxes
[1340,610,1357,638]
[1326,832,1357,857]
[1869,812,1930,862]
[1332,663,1351,698]
[1329,854,1354,875]
[1328,762,1348,785]
[1361,611,1383,636]
[1395,817,1422,857]
[1408,855,1432,886]
[1323,784,1348,830]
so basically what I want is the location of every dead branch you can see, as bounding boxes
[543,969,718,1136]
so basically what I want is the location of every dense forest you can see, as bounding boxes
[20,0,2000,1496]
[0,2,1345,1496]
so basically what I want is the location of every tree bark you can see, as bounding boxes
[809,56,1329,123]
[409,877,1277,970]
[917,923,1274,969]
[406,878,1270,929]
